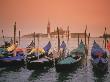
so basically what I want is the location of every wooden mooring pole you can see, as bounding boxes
[19,30,20,45]
[104,27,107,49]
[85,25,87,46]
[88,33,90,46]
[33,32,36,48]
[1,29,5,44]
[14,22,16,44]
[78,33,79,47]
[57,27,60,54]
[85,25,88,66]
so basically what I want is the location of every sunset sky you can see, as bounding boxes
[0,0,110,37]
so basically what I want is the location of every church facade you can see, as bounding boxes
[46,21,87,38]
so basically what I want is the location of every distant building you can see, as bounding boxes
[71,33,88,38]
[100,34,110,38]
[46,21,68,38]
[47,21,50,34]
[22,33,48,38]
[50,27,68,38]
[40,34,48,37]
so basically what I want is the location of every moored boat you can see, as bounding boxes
[26,41,53,69]
[55,41,86,72]
[0,44,25,67]
[91,41,108,71]
[26,41,52,62]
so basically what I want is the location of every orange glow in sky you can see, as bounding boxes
[0,0,110,37]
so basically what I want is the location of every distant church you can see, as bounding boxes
[46,21,88,38]
[46,21,69,38]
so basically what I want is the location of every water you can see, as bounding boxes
[0,37,110,82]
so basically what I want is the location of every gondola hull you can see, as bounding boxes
[55,56,82,72]
[91,41,108,71]
[91,58,108,71]
[0,55,25,67]
[27,58,53,69]
[0,59,24,67]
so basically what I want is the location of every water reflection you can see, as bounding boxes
[0,67,7,77]
[0,66,24,82]
[57,72,71,82]
[28,68,50,81]
[56,64,83,82]
[92,65,108,82]
[0,66,23,73]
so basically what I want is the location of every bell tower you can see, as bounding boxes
[47,20,50,34]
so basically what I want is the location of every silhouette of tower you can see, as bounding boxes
[47,21,50,34]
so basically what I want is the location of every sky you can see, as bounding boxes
[0,0,110,37]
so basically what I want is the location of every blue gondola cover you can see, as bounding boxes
[43,41,51,53]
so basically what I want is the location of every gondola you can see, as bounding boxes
[0,44,25,67]
[26,41,53,69]
[91,41,108,71]
[26,41,52,62]
[55,41,86,72]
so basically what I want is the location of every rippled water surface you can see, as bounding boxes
[0,37,110,82]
